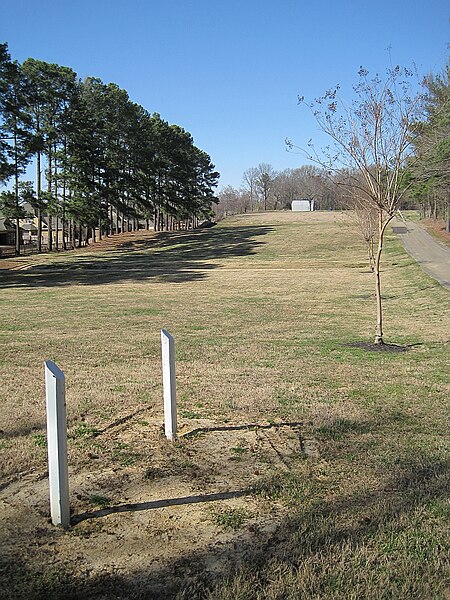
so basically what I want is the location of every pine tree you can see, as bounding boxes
[0,44,34,254]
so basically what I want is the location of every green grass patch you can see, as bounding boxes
[211,507,251,530]
[32,433,47,448]
[88,494,111,508]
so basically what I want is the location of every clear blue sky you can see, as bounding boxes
[1,0,448,190]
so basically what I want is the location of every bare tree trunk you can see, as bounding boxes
[37,151,42,252]
[69,219,73,249]
[108,204,112,236]
[14,138,20,256]
[47,149,53,252]
[374,212,392,345]
[374,254,383,345]
[62,186,67,251]
[368,243,375,272]
[54,144,59,251]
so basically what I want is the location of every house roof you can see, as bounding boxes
[21,223,38,232]
[0,217,15,232]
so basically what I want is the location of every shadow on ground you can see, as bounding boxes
[0,226,273,289]
[71,490,249,525]
[2,451,447,600]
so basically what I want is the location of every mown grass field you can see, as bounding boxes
[0,211,448,599]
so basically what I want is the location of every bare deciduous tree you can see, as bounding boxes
[292,165,325,209]
[272,169,298,209]
[242,167,259,212]
[255,163,277,211]
[339,173,378,272]
[289,66,425,344]
[214,185,252,219]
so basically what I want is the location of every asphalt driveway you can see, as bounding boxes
[392,220,450,290]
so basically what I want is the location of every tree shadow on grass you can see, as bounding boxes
[0,226,273,289]
[344,341,414,353]
[2,456,448,599]
[3,412,448,597]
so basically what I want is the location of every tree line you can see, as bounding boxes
[0,42,219,255]
[215,163,343,219]
[409,66,449,229]
[215,64,449,234]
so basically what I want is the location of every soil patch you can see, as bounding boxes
[0,417,312,598]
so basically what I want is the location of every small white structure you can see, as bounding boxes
[44,360,70,529]
[291,199,314,212]
[161,329,177,440]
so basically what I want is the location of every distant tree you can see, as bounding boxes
[272,169,298,209]
[21,58,78,251]
[0,44,33,254]
[290,66,425,344]
[292,165,324,209]
[255,163,276,210]
[337,170,377,271]
[0,43,14,183]
[242,167,259,211]
[1,46,219,254]
[215,186,241,219]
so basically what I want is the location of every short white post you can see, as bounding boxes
[44,360,70,529]
[161,329,177,440]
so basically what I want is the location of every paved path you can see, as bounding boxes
[392,220,450,290]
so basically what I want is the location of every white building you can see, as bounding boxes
[291,199,315,211]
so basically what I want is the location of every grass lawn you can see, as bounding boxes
[0,211,448,599]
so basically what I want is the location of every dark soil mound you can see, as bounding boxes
[344,342,410,353]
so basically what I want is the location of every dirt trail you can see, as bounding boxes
[392,220,450,290]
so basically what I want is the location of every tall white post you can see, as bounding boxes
[44,360,70,529]
[161,329,177,440]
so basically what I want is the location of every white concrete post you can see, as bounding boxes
[44,360,70,529]
[161,329,177,440]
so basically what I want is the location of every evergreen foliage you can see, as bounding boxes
[0,42,219,253]
[409,65,450,230]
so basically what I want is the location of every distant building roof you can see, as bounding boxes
[21,222,38,232]
[0,217,15,232]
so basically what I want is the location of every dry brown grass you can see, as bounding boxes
[0,211,448,599]
[420,217,450,248]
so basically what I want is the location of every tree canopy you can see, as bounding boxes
[408,64,450,230]
[0,42,219,253]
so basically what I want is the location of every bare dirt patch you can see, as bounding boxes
[0,417,313,598]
